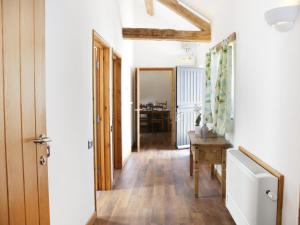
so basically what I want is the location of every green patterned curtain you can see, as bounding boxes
[204,52,213,123]
[213,43,232,136]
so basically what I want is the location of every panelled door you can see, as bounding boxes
[176,67,203,149]
[0,0,50,225]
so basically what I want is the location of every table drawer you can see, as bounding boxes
[192,146,222,164]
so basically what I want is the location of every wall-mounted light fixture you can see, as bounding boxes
[265,5,299,32]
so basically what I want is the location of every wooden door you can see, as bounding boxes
[134,68,141,152]
[94,46,105,190]
[0,0,50,224]
[93,31,111,191]
[112,53,122,169]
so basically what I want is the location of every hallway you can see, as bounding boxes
[95,136,235,225]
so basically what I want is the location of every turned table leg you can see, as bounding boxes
[221,149,227,200]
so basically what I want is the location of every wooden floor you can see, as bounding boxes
[95,133,235,225]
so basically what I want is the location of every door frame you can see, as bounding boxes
[134,67,176,151]
[92,30,112,196]
[112,50,122,169]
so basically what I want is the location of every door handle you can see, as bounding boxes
[33,134,52,145]
[33,135,52,165]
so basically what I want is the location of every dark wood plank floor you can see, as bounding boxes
[95,133,235,225]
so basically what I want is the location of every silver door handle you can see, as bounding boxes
[33,134,52,165]
[33,134,52,144]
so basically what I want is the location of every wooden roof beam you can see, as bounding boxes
[157,0,210,31]
[122,28,211,42]
[144,0,154,16]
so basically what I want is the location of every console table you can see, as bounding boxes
[188,131,232,199]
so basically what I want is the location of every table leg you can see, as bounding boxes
[221,149,227,200]
[210,164,215,179]
[194,160,200,198]
[190,148,193,176]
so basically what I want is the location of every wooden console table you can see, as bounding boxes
[188,131,232,199]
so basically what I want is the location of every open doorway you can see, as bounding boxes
[134,68,176,151]
[92,30,112,194]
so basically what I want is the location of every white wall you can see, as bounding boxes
[45,0,133,224]
[134,40,210,68]
[140,71,173,109]
[183,0,300,224]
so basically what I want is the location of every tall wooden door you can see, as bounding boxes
[93,31,111,191]
[112,53,122,169]
[0,0,50,225]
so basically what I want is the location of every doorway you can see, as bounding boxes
[92,30,112,192]
[134,68,176,151]
[112,51,122,180]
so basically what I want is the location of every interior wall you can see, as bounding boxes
[140,71,173,109]
[45,0,133,224]
[199,0,300,224]
[133,40,209,68]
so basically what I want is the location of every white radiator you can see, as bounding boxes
[226,149,278,225]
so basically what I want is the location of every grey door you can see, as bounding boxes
[176,67,203,149]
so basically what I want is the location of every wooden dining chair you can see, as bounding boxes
[140,111,152,133]
[151,110,165,132]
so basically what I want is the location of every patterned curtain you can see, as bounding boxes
[204,52,213,123]
[213,43,230,136]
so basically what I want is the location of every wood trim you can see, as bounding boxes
[103,46,111,190]
[171,68,176,147]
[211,32,236,52]
[122,28,211,42]
[144,0,154,16]
[112,49,122,60]
[35,0,51,222]
[239,146,284,225]
[139,67,174,71]
[85,211,97,225]
[135,68,140,152]
[137,68,176,147]
[157,0,210,31]
[112,51,122,170]
[93,30,111,49]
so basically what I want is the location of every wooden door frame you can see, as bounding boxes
[92,30,112,197]
[134,68,140,151]
[134,67,176,150]
[112,50,123,169]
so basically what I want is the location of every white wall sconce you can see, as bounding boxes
[265,5,299,32]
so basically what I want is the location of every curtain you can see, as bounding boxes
[213,43,233,135]
[204,52,213,123]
